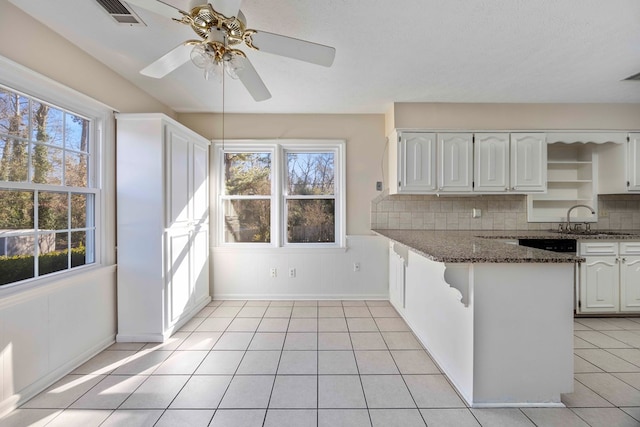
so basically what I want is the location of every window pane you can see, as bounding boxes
[287,199,335,243]
[31,144,63,185]
[65,152,88,187]
[71,193,92,229]
[65,114,89,152]
[38,191,68,231]
[0,253,34,286]
[224,199,270,243]
[0,189,34,229]
[0,138,28,182]
[39,231,68,275]
[71,230,90,266]
[224,153,271,195]
[287,152,334,195]
[0,89,29,138]
[32,103,63,146]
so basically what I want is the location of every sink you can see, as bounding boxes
[550,230,633,236]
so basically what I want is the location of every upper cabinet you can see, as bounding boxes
[474,133,510,192]
[510,133,547,192]
[390,130,546,195]
[394,132,437,193]
[598,133,640,194]
[438,133,473,192]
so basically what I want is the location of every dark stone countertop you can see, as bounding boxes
[373,229,640,264]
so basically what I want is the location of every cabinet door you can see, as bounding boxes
[579,256,619,313]
[399,132,436,192]
[166,229,193,325]
[510,133,547,192]
[192,227,210,304]
[166,126,191,228]
[621,256,640,312]
[192,141,209,223]
[628,133,640,192]
[475,133,510,192]
[438,133,473,192]
[389,246,406,310]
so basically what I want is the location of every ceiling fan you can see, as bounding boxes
[126,0,336,101]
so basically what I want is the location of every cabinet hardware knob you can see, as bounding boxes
[622,257,627,263]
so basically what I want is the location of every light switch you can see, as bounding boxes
[472,208,482,218]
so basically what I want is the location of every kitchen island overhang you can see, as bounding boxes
[379,229,580,407]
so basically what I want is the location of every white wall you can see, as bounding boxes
[178,113,390,299]
[0,2,175,416]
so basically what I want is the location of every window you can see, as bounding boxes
[0,84,98,286]
[217,141,345,248]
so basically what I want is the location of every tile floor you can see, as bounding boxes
[1,300,640,426]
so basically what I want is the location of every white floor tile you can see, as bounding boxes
[318,318,348,332]
[195,317,233,332]
[561,380,615,408]
[292,307,318,318]
[0,409,61,427]
[368,307,399,318]
[350,332,387,350]
[318,351,359,375]
[571,407,640,427]
[264,307,293,318]
[391,351,440,375]
[225,317,261,332]
[344,307,372,318]
[607,349,640,366]
[284,333,318,350]
[210,306,242,317]
[621,407,640,422]
[142,332,189,351]
[154,409,214,427]
[421,408,481,426]
[375,318,411,332]
[258,318,290,332]
[111,350,172,375]
[347,318,378,332]
[236,306,267,318]
[600,330,640,348]
[278,351,317,375]
[317,300,342,306]
[264,409,317,427]
[318,376,367,408]
[210,409,266,427]
[212,332,254,350]
[236,350,281,375]
[318,333,352,350]
[70,375,147,409]
[21,375,104,409]
[195,351,244,375]
[382,332,422,350]
[318,409,371,427]
[470,408,535,426]
[44,409,111,427]
[573,354,604,374]
[369,408,426,426]
[360,375,415,408]
[218,375,275,409]
[70,350,136,375]
[318,307,345,318]
[354,350,399,374]
[170,375,233,409]
[403,375,465,408]
[120,375,189,409]
[269,375,317,408]
[288,318,318,332]
[153,350,207,375]
[177,332,222,350]
[521,407,590,427]
[249,332,286,350]
[574,331,631,349]
[342,300,367,307]
[574,349,640,372]
[576,373,640,406]
[612,372,640,389]
[99,409,163,427]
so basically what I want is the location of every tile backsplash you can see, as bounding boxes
[371,192,640,231]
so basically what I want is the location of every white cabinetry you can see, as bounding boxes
[390,131,546,194]
[527,143,597,223]
[578,241,640,314]
[438,133,473,192]
[474,133,510,192]
[388,243,408,309]
[510,133,547,192]
[116,113,211,342]
[598,133,640,193]
[395,132,437,193]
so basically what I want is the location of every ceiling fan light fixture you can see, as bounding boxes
[223,52,244,80]
[190,44,211,69]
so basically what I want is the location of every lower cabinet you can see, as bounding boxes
[388,243,407,310]
[578,241,640,313]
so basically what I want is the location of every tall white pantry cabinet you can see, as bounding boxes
[116,113,211,342]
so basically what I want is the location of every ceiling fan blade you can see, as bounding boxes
[211,0,243,18]
[235,56,271,101]
[125,0,180,19]
[140,43,193,78]
[249,31,336,67]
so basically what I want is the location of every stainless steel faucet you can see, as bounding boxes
[565,204,595,231]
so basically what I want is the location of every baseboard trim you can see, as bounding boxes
[213,293,389,300]
[0,334,115,418]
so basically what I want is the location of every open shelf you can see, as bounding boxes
[528,143,598,223]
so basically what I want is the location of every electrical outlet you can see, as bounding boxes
[270,267,277,278]
[353,262,360,272]
[376,181,383,191]
[599,209,609,218]
[289,268,296,278]
[472,208,482,218]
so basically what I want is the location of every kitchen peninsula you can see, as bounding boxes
[375,229,581,408]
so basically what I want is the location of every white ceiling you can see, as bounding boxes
[9,0,640,114]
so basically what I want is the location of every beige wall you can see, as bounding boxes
[0,1,173,116]
[177,113,386,235]
[389,102,640,134]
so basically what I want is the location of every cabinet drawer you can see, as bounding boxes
[580,242,619,256]
[620,242,640,256]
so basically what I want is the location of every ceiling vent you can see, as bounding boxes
[623,71,640,81]
[96,0,146,25]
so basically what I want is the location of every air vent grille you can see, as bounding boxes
[623,71,640,81]
[95,0,146,25]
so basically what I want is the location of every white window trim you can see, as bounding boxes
[214,139,346,249]
[0,55,115,292]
